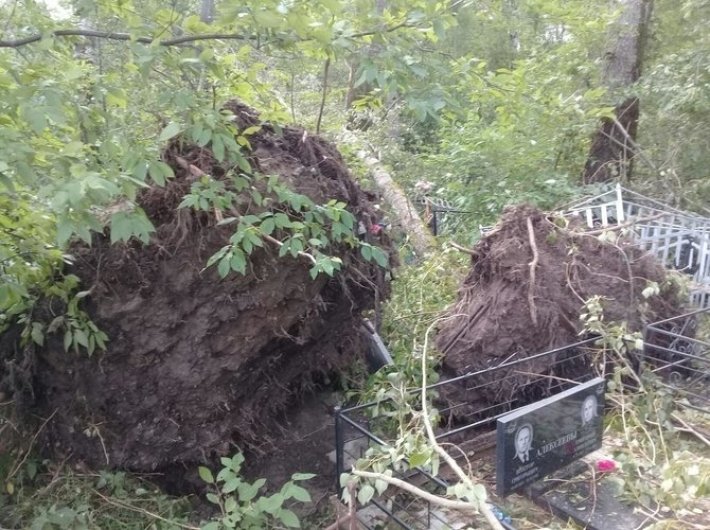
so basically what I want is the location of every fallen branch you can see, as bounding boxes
[421,320,505,530]
[671,413,710,449]
[449,241,476,256]
[358,151,435,259]
[526,217,539,326]
[351,469,478,512]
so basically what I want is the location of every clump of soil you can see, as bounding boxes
[435,204,685,419]
[1,101,392,473]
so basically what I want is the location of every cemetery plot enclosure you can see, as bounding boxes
[643,306,710,412]
[335,339,600,530]
[565,185,710,308]
[336,316,710,528]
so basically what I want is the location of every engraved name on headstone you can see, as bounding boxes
[496,377,605,496]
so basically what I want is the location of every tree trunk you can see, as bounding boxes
[582,0,653,184]
[359,152,435,259]
[200,0,215,23]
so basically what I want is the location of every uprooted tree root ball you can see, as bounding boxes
[435,204,686,422]
[0,101,393,474]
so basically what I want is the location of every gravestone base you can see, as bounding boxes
[526,461,653,530]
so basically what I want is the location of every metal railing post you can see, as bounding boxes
[334,405,344,495]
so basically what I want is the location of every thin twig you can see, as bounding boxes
[263,234,317,265]
[91,489,200,530]
[8,409,57,480]
[174,156,318,266]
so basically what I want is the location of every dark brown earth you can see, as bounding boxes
[0,101,392,480]
[435,204,686,420]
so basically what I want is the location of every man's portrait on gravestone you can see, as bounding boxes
[514,424,533,463]
[581,395,598,426]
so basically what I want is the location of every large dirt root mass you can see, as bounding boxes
[435,205,685,420]
[1,102,391,472]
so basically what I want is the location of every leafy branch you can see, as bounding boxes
[0,20,418,50]
[177,154,388,280]
[198,453,313,530]
[341,319,504,530]
[0,29,258,48]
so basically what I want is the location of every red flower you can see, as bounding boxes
[597,459,617,473]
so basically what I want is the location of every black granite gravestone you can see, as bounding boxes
[496,377,605,496]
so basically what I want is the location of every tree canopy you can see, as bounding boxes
[1,0,708,329]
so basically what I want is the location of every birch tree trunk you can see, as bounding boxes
[358,152,435,259]
[583,0,654,184]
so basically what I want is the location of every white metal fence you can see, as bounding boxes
[564,185,710,308]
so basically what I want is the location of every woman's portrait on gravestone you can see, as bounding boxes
[581,395,598,426]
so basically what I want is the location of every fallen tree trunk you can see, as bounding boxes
[358,151,435,258]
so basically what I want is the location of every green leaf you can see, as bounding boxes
[274,213,291,228]
[291,473,316,481]
[230,249,247,275]
[31,322,44,346]
[357,484,375,505]
[74,329,89,348]
[63,330,73,351]
[277,508,300,528]
[237,481,260,502]
[148,161,167,186]
[199,466,215,484]
[217,256,231,278]
[242,125,261,135]
[224,496,237,513]
[159,122,182,142]
[205,493,220,505]
[0,172,15,194]
[408,451,429,468]
[285,484,311,503]
[201,522,220,530]
[370,247,388,268]
[222,477,240,494]
[231,453,245,470]
[257,493,284,515]
[212,135,225,162]
[207,246,231,268]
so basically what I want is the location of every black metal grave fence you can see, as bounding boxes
[334,338,601,529]
[335,310,710,529]
[643,306,710,413]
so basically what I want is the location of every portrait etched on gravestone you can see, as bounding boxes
[514,424,533,463]
[581,394,598,426]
